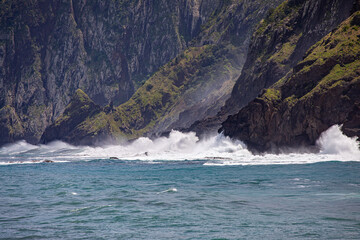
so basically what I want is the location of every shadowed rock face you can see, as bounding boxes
[40,0,284,145]
[3,0,359,148]
[221,11,360,153]
[148,0,284,136]
[189,0,356,136]
[0,105,24,146]
[0,0,220,145]
[40,89,102,145]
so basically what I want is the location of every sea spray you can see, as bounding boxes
[0,140,38,155]
[317,125,360,157]
[0,125,359,165]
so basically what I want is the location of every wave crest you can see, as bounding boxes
[0,125,359,165]
[317,125,360,157]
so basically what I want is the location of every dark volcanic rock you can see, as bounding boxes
[40,89,103,145]
[221,11,360,152]
[43,160,54,163]
[0,105,24,146]
[0,0,221,146]
[190,0,356,136]
[41,0,284,144]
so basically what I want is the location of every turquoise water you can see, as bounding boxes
[1,127,359,239]
[1,160,360,239]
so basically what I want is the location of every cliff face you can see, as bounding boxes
[0,0,219,145]
[0,105,24,146]
[149,0,284,136]
[221,11,360,152]
[41,0,283,144]
[41,89,103,145]
[189,0,356,136]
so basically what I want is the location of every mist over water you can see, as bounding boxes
[0,125,359,165]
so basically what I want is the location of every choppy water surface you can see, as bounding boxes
[0,125,359,239]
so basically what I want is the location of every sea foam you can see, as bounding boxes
[0,125,358,165]
[317,125,360,156]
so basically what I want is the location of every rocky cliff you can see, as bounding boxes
[0,0,220,145]
[41,0,283,144]
[189,0,356,136]
[221,11,360,152]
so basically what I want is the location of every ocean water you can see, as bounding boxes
[0,125,359,239]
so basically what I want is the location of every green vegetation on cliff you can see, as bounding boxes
[62,44,241,140]
[42,0,284,144]
[113,44,239,137]
[221,11,360,152]
[282,11,360,100]
[113,46,215,136]
[53,89,99,126]
[190,0,354,137]
[0,105,24,145]
[256,0,303,36]
[1,0,223,146]
[224,0,354,115]
[41,89,106,144]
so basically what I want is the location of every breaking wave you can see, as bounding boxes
[0,125,359,166]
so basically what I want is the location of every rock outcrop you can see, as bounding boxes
[40,89,106,145]
[221,11,360,152]
[0,105,24,146]
[190,0,356,136]
[41,0,283,144]
[149,0,283,136]
[4,0,359,149]
[0,0,220,145]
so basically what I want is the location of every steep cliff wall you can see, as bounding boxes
[149,0,284,135]
[0,0,219,145]
[41,0,283,144]
[221,11,360,152]
[189,0,356,136]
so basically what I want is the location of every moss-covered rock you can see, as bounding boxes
[190,0,356,136]
[0,0,222,146]
[0,106,24,146]
[42,0,284,144]
[41,89,105,144]
[226,0,355,111]
[221,11,360,152]
[43,44,242,143]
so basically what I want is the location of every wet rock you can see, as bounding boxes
[43,160,54,163]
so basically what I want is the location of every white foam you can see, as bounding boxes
[0,160,70,166]
[157,187,178,194]
[0,140,38,155]
[0,125,358,166]
[317,125,360,158]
